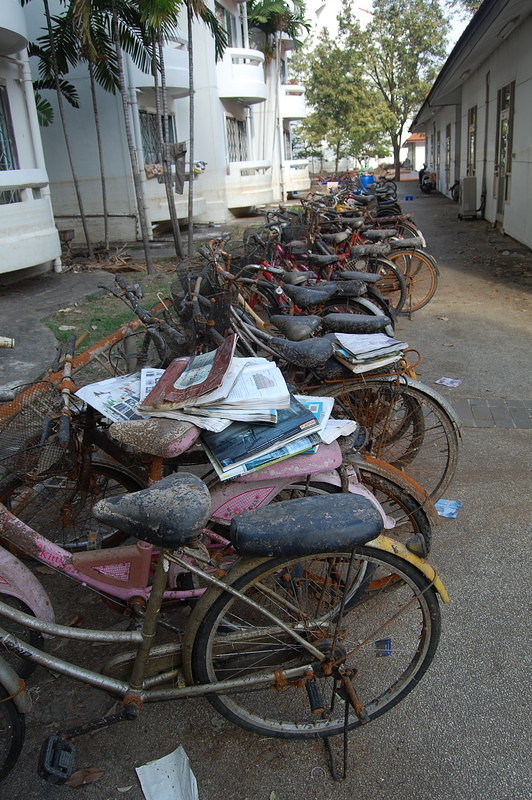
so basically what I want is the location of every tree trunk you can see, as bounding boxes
[392,135,401,182]
[88,61,109,250]
[158,36,184,260]
[43,0,94,258]
[187,3,195,257]
[111,1,155,274]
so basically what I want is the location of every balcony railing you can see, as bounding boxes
[0,0,28,55]
[217,48,267,105]
[280,84,307,120]
[0,169,60,274]
[226,160,273,208]
[129,34,189,98]
[282,160,311,195]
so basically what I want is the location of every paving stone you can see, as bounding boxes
[508,407,532,428]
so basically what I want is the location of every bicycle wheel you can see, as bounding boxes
[0,685,25,781]
[190,546,441,738]
[0,596,42,680]
[0,463,145,551]
[388,250,439,312]
[371,258,407,313]
[319,378,460,501]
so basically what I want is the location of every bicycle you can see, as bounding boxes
[0,471,449,783]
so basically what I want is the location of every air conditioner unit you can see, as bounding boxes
[459,176,478,218]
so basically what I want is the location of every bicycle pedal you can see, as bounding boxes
[37,735,76,784]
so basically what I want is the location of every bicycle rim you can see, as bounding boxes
[0,463,145,551]
[191,547,440,738]
[389,251,439,312]
[320,379,459,500]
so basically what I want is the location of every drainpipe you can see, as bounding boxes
[241,2,249,49]
[275,34,285,202]
[125,56,153,239]
[18,49,63,272]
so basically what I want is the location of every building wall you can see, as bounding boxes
[419,13,532,248]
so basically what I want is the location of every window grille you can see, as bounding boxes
[467,106,477,176]
[0,86,20,204]
[139,111,176,164]
[226,117,248,162]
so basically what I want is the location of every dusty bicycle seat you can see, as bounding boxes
[270,315,322,341]
[331,270,381,283]
[268,336,334,368]
[321,313,391,334]
[230,493,383,557]
[349,243,391,257]
[283,283,338,307]
[363,229,398,242]
[92,472,211,547]
[109,417,201,458]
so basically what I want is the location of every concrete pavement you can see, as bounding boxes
[1,186,531,800]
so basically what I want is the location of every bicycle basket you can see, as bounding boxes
[0,382,77,482]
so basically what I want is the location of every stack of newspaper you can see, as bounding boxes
[333,333,408,373]
[74,334,359,480]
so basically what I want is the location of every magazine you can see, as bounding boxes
[138,334,237,410]
[200,395,321,469]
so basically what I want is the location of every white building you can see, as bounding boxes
[21,0,310,246]
[411,0,532,249]
[0,0,60,278]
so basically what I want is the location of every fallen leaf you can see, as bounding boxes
[437,316,449,321]
[35,565,55,575]
[117,786,134,793]
[269,792,278,800]
[65,767,104,787]
[442,343,454,347]
[58,325,76,331]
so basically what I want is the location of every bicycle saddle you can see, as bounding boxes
[388,236,425,250]
[305,253,341,268]
[349,243,391,257]
[268,335,334,368]
[321,313,391,334]
[270,315,322,341]
[319,231,351,245]
[283,283,338,307]
[331,270,381,283]
[92,473,211,547]
[230,493,383,557]
[363,229,398,242]
[109,417,201,458]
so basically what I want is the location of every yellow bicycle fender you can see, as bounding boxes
[367,535,450,603]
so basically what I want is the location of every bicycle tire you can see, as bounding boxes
[388,250,439,312]
[190,546,441,738]
[0,463,145,552]
[319,378,460,501]
[0,684,25,781]
[371,258,407,314]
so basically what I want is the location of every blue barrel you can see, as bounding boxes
[359,175,375,190]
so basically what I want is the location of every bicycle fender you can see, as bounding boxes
[402,377,463,435]
[0,657,32,713]
[367,535,450,603]
[0,545,55,625]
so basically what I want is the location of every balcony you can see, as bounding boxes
[0,0,28,55]
[280,84,307,120]
[217,48,267,105]
[282,160,311,197]
[226,161,273,209]
[129,34,189,98]
[0,169,60,274]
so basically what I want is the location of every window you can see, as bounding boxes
[215,2,236,47]
[0,85,20,204]
[496,81,514,176]
[139,111,176,164]
[445,123,451,182]
[436,130,441,171]
[467,106,477,176]
[226,117,248,162]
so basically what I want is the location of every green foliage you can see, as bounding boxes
[34,92,54,126]
[247,0,310,46]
